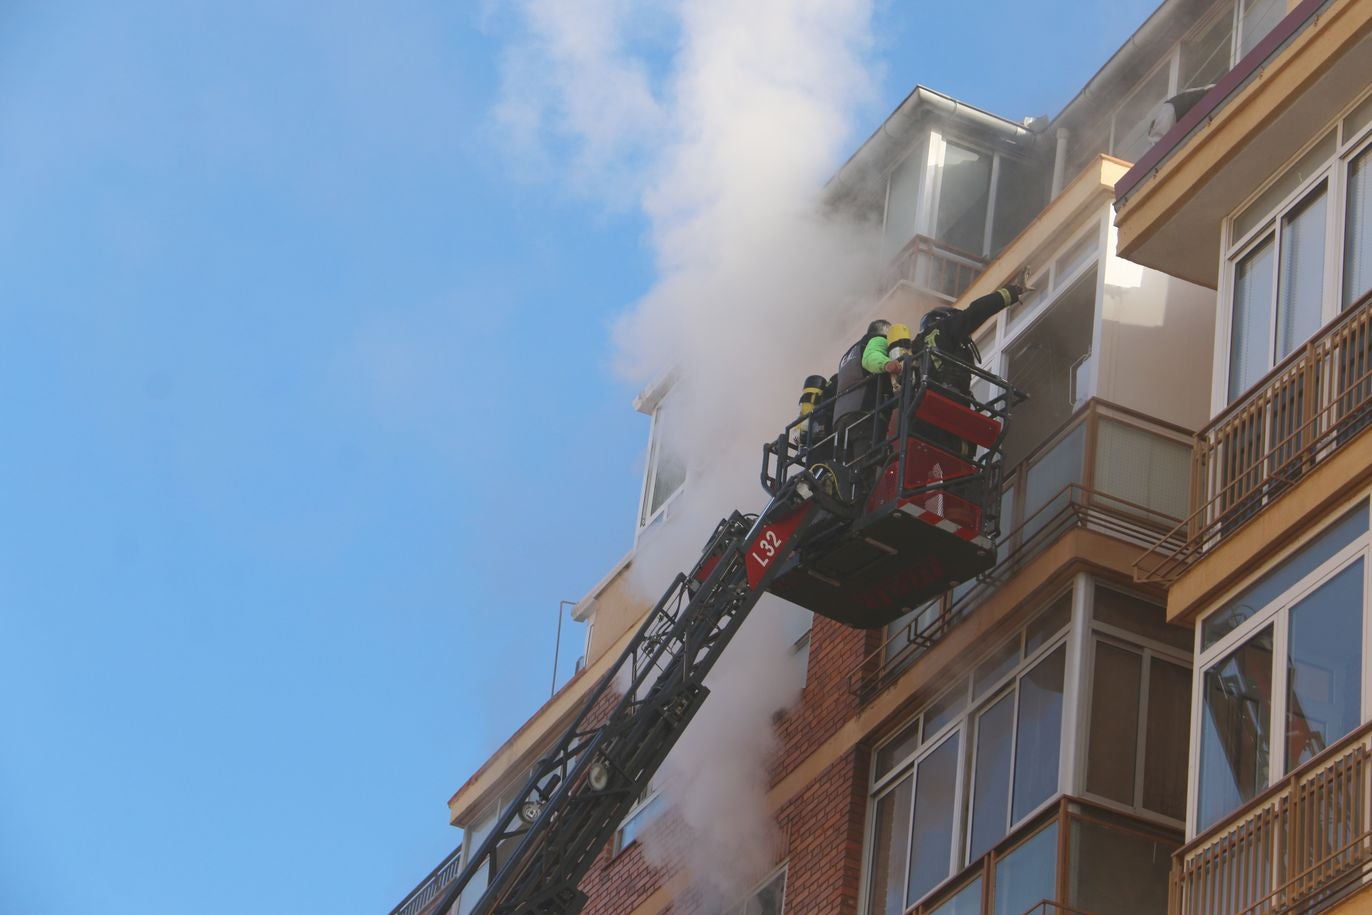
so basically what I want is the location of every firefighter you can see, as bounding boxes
[830,320,898,463]
[917,268,1034,400]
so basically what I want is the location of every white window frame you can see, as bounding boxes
[727,864,787,915]
[859,594,1075,913]
[883,129,1036,261]
[1187,500,1372,839]
[1077,628,1192,827]
[613,778,665,854]
[636,393,686,534]
[1211,90,1372,413]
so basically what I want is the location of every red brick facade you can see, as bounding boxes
[574,615,884,914]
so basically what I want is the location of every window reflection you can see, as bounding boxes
[1287,559,1364,769]
[907,733,961,905]
[1199,626,1274,830]
[1013,646,1066,821]
[993,822,1059,915]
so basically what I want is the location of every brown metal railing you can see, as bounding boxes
[1137,289,1372,584]
[1171,719,1372,915]
[881,234,988,302]
[390,843,464,915]
[851,400,1189,701]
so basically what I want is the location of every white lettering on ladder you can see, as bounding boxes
[749,529,783,569]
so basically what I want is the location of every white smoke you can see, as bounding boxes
[498,0,881,904]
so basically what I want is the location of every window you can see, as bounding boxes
[865,598,1071,913]
[881,132,1038,261]
[615,781,666,853]
[1220,102,1372,406]
[729,866,786,915]
[638,392,686,529]
[1193,502,1371,831]
[936,142,993,255]
[1237,0,1283,59]
[1112,62,1172,163]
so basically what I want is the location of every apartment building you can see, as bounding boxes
[1117,0,1372,911]
[388,0,1372,913]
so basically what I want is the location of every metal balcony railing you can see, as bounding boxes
[390,844,464,915]
[881,234,987,303]
[850,400,1190,700]
[1171,719,1372,915]
[1137,289,1372,584]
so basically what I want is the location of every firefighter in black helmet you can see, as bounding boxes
[918,268,1034,400]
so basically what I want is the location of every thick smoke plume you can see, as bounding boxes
[500,0,880,904]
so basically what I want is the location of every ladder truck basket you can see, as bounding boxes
[760,345,1025,628]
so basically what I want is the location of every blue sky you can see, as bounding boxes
[0,2,1158,913]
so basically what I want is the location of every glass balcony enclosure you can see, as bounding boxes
[862,575,1190,915]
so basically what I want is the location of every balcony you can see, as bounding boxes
[1137,289,1372,585]
[852,399,1190,700]
[892,797,1179,915]
[1171,719,1372,915]
[880,234,986,303]
[390,843,463,915]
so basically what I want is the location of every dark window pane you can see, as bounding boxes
[969,694,1015,861]
[867,776,913,915]
[1287,559,1364,769]
[1069,818,1174,915]
[1202,507,1367,650]
[992,822,1059,915]
[929,876,982,915]
[1198,627,1274,830]
[1087,642,1143,805]
[907,733,961,905]
[991,156,1044,254]
[975,638,1020,698]
[936,142,992,255]
[1276,185,1328,359]
[1025,591,1073,655]
[1013,646,1066,822]
[876,720,920,779]
[1180,7,1234,90]
[1095,586,1192,650]
[925,681,967,738]
[743,870,786,915]
[1144,658,1192,820]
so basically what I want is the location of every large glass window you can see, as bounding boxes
[867,776,913,915]
[936,142,992,255]
[1238,0,1284,59]
[1286,559,1364,768]
[638,393,686,529]
[884,143,926,259]
[1192,501,1370,836]
[1180,7,1235,90]
[908,733,962,904]
[1276,186,1329,359]
[969,694,1015,862]
[729,867,786,915]
[1012,647,1066,821]
[1198,626,1274,831]
[1346,146,1372,308]
[1222,104,1372,405]
[1228,238,1277,400]
[1112,63,1172,163]
[992,822,1059,915]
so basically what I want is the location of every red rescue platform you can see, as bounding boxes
[760,356,1023,629]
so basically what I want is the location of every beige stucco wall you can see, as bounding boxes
[1095,235,1216,432]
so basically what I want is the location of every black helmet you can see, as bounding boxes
[920,306,957,333]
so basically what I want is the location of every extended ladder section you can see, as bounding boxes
[433,345,1023,915]
[435,486,824,915]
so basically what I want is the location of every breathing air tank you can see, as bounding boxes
[886,323,913,390]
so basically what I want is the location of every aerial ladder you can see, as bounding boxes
[434,340,1025,915]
